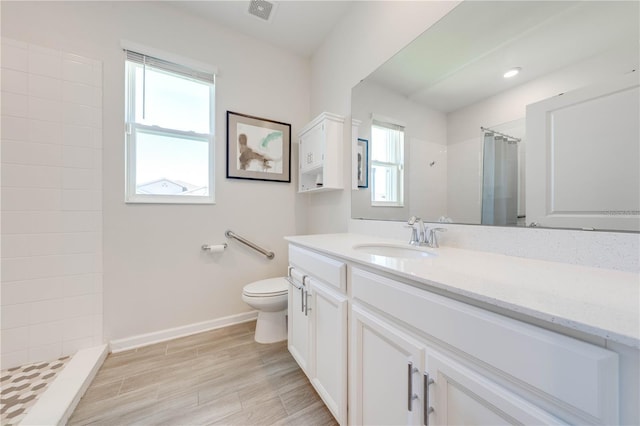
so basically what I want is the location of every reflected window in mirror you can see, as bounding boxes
[371,120,405,207]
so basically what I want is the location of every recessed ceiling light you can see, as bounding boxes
[503,67,521,79]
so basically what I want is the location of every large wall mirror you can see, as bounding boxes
[351,1,639,232]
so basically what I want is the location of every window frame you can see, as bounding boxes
[124,52,215,204]
[370,121,405,207]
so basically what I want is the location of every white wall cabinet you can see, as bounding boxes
[298,112,344,193]
[288,245,347,424]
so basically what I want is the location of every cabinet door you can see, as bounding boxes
[310,279,347,425]
[299,122,324,172]
[287,277,310,374]
[350,304,424,426]
[425,349,563,426]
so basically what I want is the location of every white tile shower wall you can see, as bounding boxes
[1,38,103,369]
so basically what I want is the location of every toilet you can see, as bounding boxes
[242,277,288,343]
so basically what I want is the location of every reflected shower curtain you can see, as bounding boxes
[481,133,518,225]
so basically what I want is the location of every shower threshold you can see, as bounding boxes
[6,345,108,426]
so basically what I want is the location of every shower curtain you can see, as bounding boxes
[481,132,518,225]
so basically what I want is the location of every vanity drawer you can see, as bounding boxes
[351,266,619,424]
[289,245,346,292]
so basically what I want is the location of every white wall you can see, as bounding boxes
[1,1,310,344]
[446,136,482,224]
[311,1,639,273]
[1,39,103,368]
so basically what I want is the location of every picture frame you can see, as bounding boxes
[226,111,291,182]
[356,138,369,188]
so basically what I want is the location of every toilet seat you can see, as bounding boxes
[242,277,288,297]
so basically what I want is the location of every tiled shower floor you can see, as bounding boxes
[0,356,71,425]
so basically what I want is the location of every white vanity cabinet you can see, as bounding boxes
[424,348,563,425]
[308,277,348,422]
[286,239,629,425]
[288,245,348,425]
[351,301,565,426]
[350,266,619,426]
[287,268,310,373]
[298,112,344,193]
[351,304,425,425]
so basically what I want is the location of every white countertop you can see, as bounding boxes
[285,233,640,349]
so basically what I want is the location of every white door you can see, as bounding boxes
[350,304,424,426]
[425,349,563,425]
[526,72,640,231]
[309,279,347,425]
[287,271,310,374]
[299,122,324,172]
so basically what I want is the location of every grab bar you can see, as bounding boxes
[225,230,275,260]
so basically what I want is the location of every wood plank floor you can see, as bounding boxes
[69,321,337,425]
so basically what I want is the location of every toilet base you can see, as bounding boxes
[255,309,287,344]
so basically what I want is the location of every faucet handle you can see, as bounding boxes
[427,227,447,248]
[406,216,420,245]
[406,224,419,245]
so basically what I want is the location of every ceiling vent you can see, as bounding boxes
[248,0,275,22]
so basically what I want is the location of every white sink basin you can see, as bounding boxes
[353,243,436,259]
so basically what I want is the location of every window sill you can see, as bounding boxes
[125,195,215,205]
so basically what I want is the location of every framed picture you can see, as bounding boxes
[356,138,369,188]
[226,111,291,182]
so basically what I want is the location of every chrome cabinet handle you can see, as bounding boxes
[407,362,418,411]
[285,276,302,290]
[304,290,311,316]
[424,373,434,426]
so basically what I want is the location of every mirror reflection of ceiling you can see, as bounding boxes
[370,1,639,113]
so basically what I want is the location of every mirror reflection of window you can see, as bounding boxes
[371,120,404,206]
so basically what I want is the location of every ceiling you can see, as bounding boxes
[166,1,354,58]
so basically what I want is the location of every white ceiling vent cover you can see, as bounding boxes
[248,0,276,22]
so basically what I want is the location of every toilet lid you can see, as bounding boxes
[243,277,288,297]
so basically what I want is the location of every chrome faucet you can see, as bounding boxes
[425,227,447,248]
[407,216,426,245]
[408,216,447,247]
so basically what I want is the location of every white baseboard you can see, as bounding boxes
[109,311,258,353]
[21,344,109,426]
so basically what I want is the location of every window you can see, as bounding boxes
[125,50,215,203]
[370,120,405,206]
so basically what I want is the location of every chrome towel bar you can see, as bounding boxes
[225,230,275,260]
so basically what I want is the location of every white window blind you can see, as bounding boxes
[124,50,215,84]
